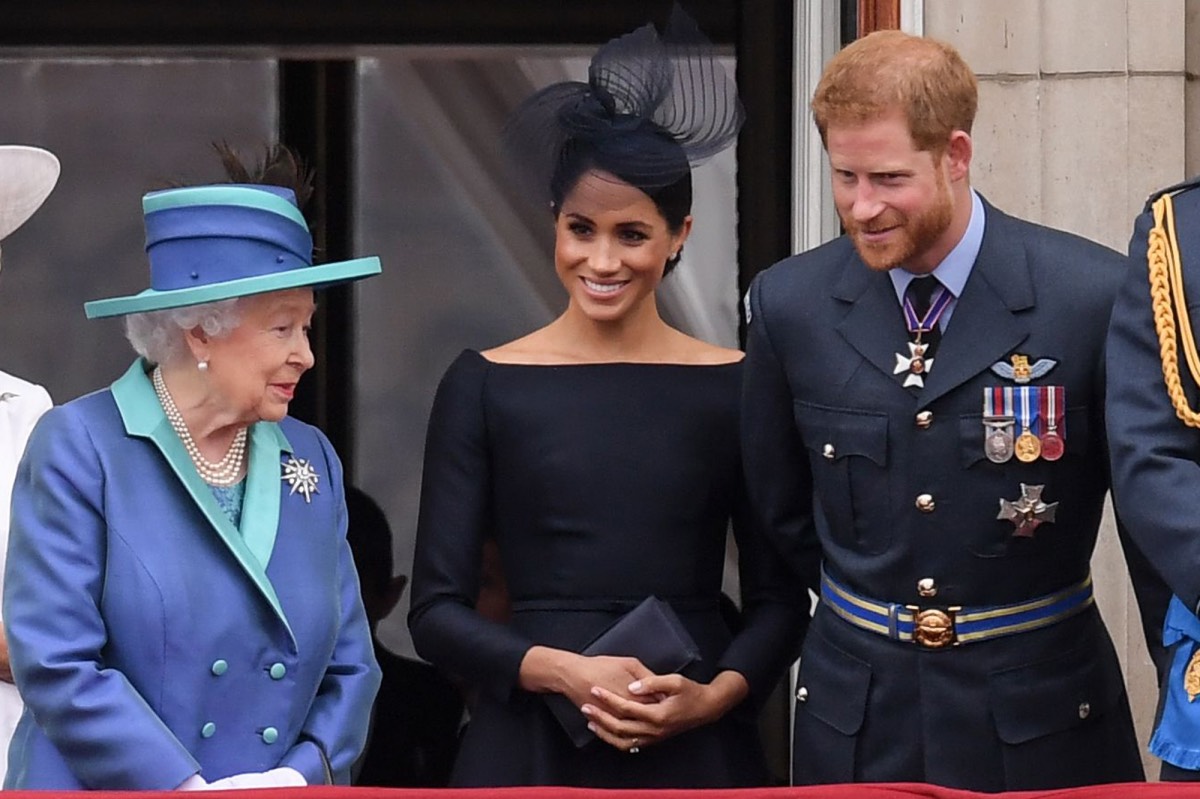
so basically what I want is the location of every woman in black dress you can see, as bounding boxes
[408,10,806,787]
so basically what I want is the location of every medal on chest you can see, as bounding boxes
[1013,385,1041,463]
[893,283,952,388]
[997,482,1058,538]
[981,385,1068,464]
[1039,385,1066,461]
[982,387,1015,463]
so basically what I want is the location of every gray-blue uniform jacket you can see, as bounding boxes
[742,196,1166,791]
[1108,175,1200,776]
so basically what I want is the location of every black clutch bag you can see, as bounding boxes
[545,596,702,747]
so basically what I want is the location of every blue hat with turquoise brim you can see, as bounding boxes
[84,183,381,319]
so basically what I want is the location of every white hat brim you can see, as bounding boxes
[0,146,60,241]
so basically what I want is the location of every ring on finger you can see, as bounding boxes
[629,737,641,754]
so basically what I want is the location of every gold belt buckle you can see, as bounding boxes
[906,605,961,648]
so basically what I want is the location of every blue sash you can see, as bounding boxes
[1151,595,1200,769]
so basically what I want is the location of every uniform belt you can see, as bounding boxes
[820,570,1094,649]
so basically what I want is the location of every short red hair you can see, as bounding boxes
[811,30,978,154]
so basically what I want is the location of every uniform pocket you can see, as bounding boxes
[793,402,890,554]
[987,637,1140,787]
[989,641,1120,744]
[793,635,871,783]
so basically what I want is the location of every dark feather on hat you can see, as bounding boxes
[211,141,314,211]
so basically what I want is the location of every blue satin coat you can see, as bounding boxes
[2,360,380,790]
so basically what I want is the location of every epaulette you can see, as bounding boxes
[1146,185,1200,428]
[1143,174,1200,213]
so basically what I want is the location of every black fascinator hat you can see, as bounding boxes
[503,5,744,241]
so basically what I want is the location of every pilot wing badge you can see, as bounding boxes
[991,353,1057,384]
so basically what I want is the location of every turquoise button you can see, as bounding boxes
[269,663,286,680]
[201,722,216,739]
[261,726,278,744]
[211,660,228,676]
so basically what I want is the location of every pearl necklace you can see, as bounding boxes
[152,367,248,487]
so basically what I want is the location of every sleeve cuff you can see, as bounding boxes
[280,739,332,785]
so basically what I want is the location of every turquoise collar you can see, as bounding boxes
[111,360,295,640]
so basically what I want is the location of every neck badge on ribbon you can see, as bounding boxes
[893,283,952,388]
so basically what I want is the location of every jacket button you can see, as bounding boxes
[796,686,809,702]
[201,722,216,739]
[915,494,936,512]
[269,663,287,680]
[917,578,937,597]
[211,660,228,676]
[261,726,279,744]
[822,443,835,460]
[1078,702,1091,719]
[915,410,933,428]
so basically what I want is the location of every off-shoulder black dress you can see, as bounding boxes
[409,349,805,787]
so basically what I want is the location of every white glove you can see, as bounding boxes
[204,767,307,790]
[175,773,209,791]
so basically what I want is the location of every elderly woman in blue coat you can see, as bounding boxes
[3,162,382,790]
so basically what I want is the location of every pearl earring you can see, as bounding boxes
[197,360,209,372]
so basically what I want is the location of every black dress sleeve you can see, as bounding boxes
[714,448,811,707]
[408,351,534,703]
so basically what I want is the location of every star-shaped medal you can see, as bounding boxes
[894,341,934,388]
[281,455,321,504]
[997,483,1057,538]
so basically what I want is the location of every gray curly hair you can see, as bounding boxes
[124,299,243,366]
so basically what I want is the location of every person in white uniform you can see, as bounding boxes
[0,144,59,782]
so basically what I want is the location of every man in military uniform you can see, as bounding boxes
[741,30,1166,790]
[1108,177,1200,780]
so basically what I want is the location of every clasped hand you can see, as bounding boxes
[552,653,655,714]
[519,647,748,754]
[580,669,745,754]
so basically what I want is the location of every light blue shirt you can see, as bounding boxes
[888,189,986,332]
